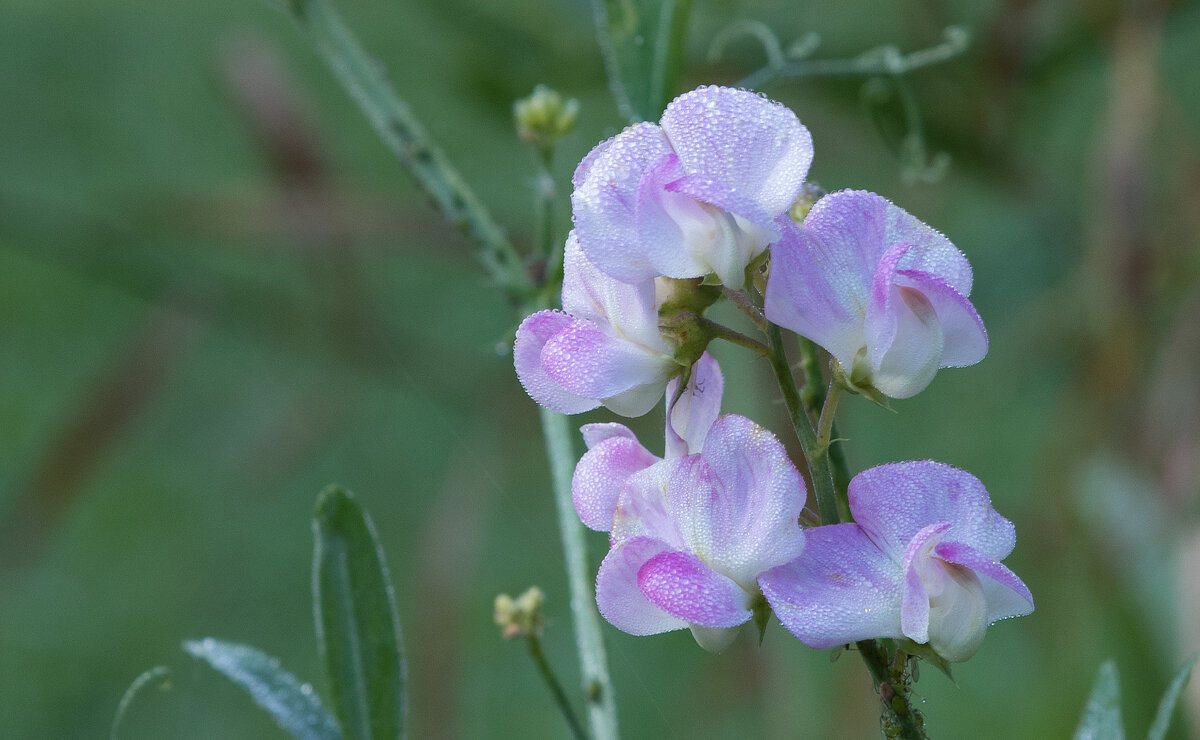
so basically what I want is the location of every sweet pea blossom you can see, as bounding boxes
[572,85,813,287]
[514,232,682,417]
[572,353,723,531]
[764,190,988,399]
[760,461,1033,662]
[595,415,807,652]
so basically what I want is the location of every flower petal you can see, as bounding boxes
[572,123,675,283]
[763,218,869,372]
[611,460,681,547]
[935,540,1034,623]
[580,422,637,450]
[665,352,724,458]
[541,319,674,410]
[760,523,903,649]
[870,283,944,398]
[560,232,666,352]
[850,461,1017,563]
[572,433,659,531]
[638,549,753,629]
[660,86,813,215]
[596,536,689,636]
[894,269,988,368]
[900,522,952,644]
[671,415,807,588]
[513,310,601,415]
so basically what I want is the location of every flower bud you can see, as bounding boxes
[514,85,579,151]
[494,586,546,639]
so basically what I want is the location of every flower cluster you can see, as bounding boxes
[513,85,1032,663]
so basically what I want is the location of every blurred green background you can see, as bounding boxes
[3,0,1199,737]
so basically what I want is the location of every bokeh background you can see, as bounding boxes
[3,0,1199,737]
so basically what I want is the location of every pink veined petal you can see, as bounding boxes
[611,460,682,548]
[560,233,666,352]
[760,523,904,649]
[763,218,868,372]
[541,319,674,403]
[665,352,724,458]
[899,522,952,644]
[580,422,638,450]
[572,124,676,283]
[850,461,1017,563]
[638,549,753,629]
[659,86,813,215]
[935,541,1034,623]
[513,311,601,415]
[883,197,974,296]
[671,415,807,588]
[805,190,973,296]
[894,269,988,368]
[596,536,689,636]
[572,434,660,531]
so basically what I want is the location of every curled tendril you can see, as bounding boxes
[723,25,967,185]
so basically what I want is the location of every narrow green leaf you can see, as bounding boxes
[110,666,171,740]
[183,638,341,740]
[313,485,406,740]
[1074,660,1125,740]
[590,0,694,122]
[1147,653,1198,740]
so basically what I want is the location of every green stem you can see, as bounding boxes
[720,286,766,330]
[737,26,969,91]
[284,0,534,299]
[814,375,841,458]
[538,406,620,740]
[699,318,770,357]
[855,641,926,739]
[527,633,589,740]
[649,0,694,116]
[765,323,839,525]
[796,339,851,517]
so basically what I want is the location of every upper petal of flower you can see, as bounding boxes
[664,352,724,458]
[611,459,681,547]
[760,522,904,649]
[764,217,869,373]
[670,415,807,589]
[573,430,659,531]
[572,123,675,283]
[513,310,602,415]
[660,86,813,215]
[850,461,1018,564]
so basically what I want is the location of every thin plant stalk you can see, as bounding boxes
[539,406,620,740]
[526,632,589,740]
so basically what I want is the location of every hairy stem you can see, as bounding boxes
[284,0,534,299]
[855,641,926,739]
[527,632,589,740]
[539,406,620,740]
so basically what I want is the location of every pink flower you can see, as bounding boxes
[594,415,807,651]
[514,232,681,416]
[760,461,1033,662]
[572,86,813,287]
[765,190,988,399]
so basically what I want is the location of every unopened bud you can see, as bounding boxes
[514,85,579,151]
[494,586,545,639]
